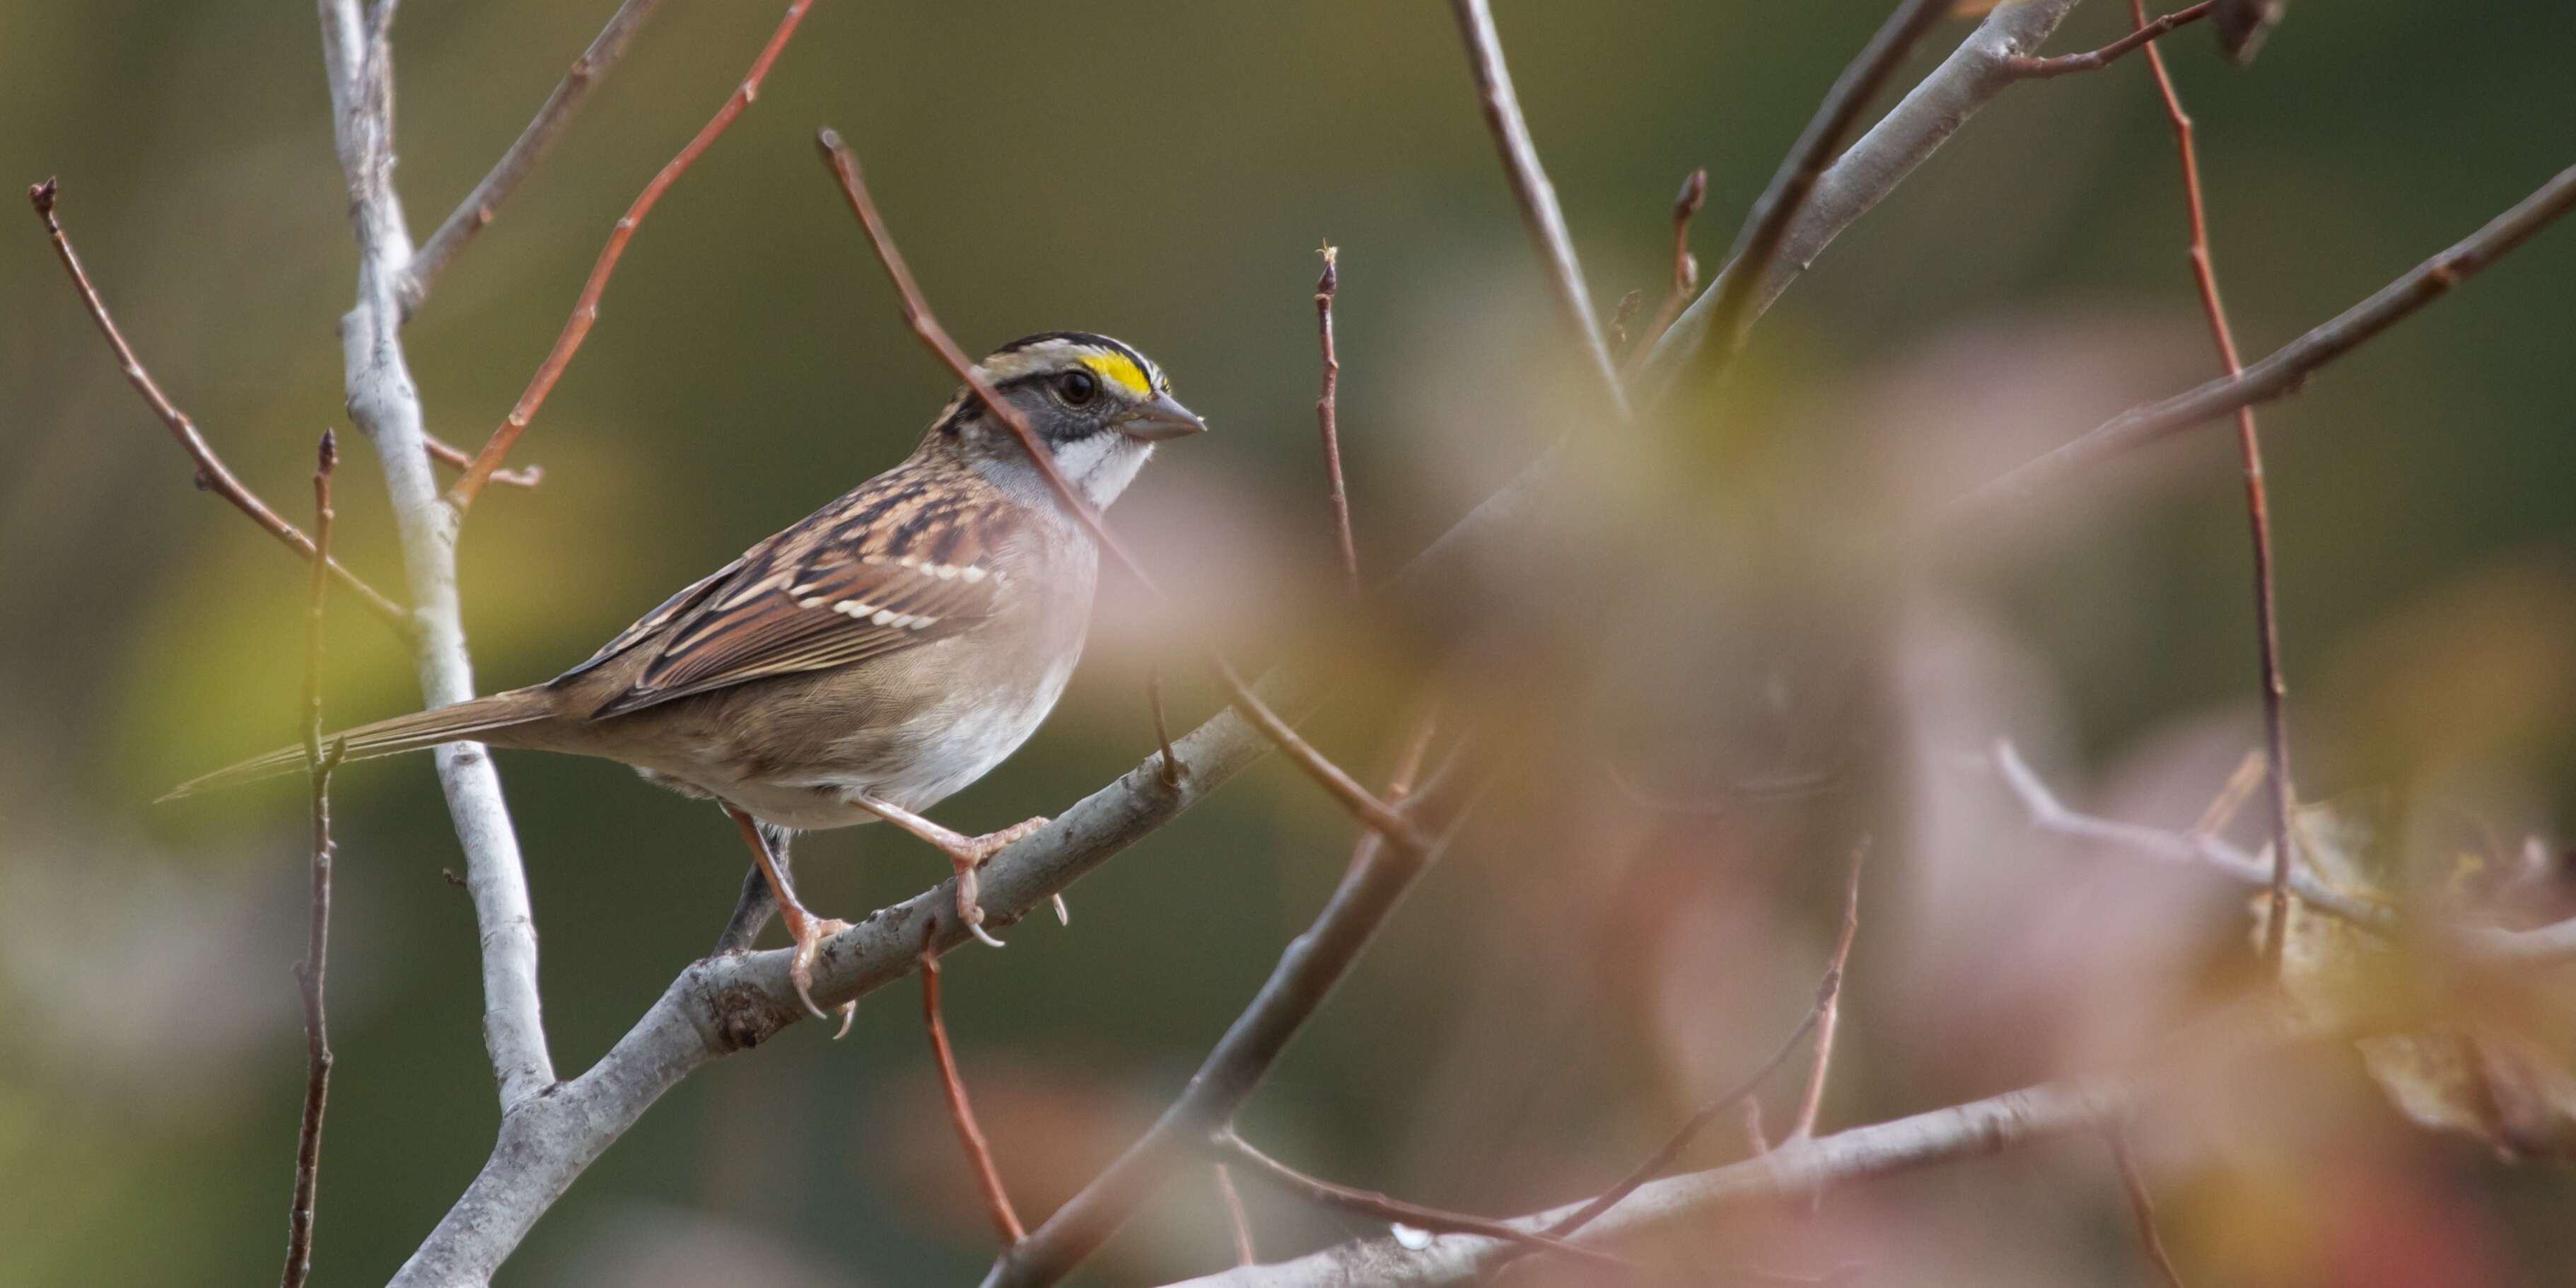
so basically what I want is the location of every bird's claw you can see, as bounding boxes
[950,816,1051,949]
[788,915,858,1036]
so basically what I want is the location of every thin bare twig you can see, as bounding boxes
[26,178,414,637]
[1965,160,2576,506]
[2192,749,2267,836]
[2123,0,2301,967]
[1147,666,1184,789]
[1212,1164,1257,1267]
[1991,738,2389,927]
[1687,0,1953,383]
[1790,840,1869,1141]
[1314,245,1358,595]
[281,431,346,1288]
[1213,1132,1626,1270]
[448,0,812,509]
[2108,1125,2189,1288]
[1987,741,2576,964]
[921,928,1026,1244]
[983,714,1455,1288]
[1622,168,1707,379]
[1536,996,1824,1247]
[401,0,673,308]
[812,130,1422,850]
[1447,0,1629,419]
[2005,3,2213,78]
[424,431,542,488]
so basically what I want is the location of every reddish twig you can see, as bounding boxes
[1213,1132,1626,1271]
[448,0,812,509]
[2004,3,2214,78]
[401,0,675,309]
[1313,245,1358,596]
[812,130,1422,851]
[1621,168,1706,379]
[1688,0,1952,381]
[1964,161,2576,506]
[281,431,347,1288]
[26,178,413,637]
[921,927,1026,1245]
[1212,1164,1257,1267]
[424,431,542,488]
[2108,1126,2189,1288]
[2123,0,2300,965]
[1789,840,1869,1141]
[1146,666,1184,789]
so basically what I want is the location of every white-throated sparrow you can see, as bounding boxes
[170,332,1205,1017]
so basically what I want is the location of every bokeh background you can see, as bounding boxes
[5,1,2575,1284]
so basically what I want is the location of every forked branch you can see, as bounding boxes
[447,0,813,509]
[401,0,675,308]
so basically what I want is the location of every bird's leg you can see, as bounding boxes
[724,803,854,1036]
[711,821,793,955]
[850,794,1054,948]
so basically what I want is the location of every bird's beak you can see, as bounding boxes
[1118,393,1208,441]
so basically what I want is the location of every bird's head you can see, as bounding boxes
[926,332,1205,511]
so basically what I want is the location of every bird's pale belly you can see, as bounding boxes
[629,644,1080,832]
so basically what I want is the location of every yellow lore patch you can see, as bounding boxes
[1078,352,1154,397]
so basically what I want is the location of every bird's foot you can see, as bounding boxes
[948,816,1051,948]
[787,914,858,1038]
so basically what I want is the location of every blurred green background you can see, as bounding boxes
[5,1,2575,1284]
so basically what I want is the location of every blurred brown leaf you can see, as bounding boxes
[2266,803,2576,1160]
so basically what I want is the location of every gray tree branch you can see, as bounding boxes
[315,0,555,1112]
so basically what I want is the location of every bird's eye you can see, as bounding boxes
[1056,369,1100,406]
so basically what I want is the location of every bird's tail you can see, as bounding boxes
[160,689,553,801]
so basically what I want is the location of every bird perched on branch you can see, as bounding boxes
[169,332,1206,1021]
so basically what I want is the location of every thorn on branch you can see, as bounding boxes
[1147,666,1184,789]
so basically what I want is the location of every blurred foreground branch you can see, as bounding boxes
[1159,1072,2148,1287]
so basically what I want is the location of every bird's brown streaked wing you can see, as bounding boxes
[578,475,1015,718]
[554,558,745,683]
